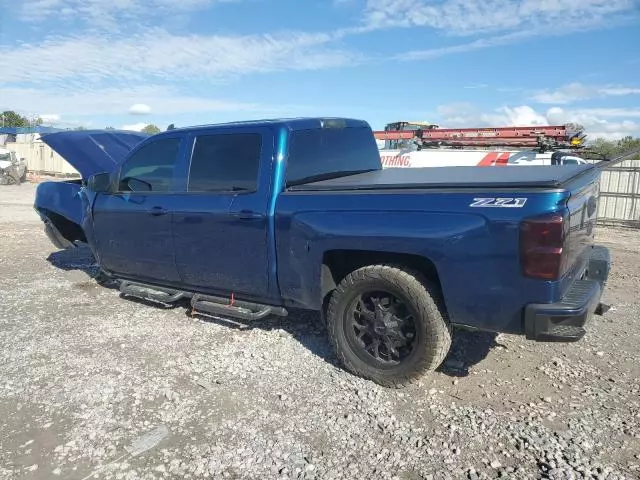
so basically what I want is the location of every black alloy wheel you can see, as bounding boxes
[326,264,452,388]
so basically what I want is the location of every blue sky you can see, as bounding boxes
[1,0,639,140]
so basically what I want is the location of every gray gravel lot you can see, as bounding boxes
[1,182,639,480]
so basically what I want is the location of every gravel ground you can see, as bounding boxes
[1,183,639,480]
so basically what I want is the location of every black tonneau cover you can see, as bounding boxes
[287,165,594,191]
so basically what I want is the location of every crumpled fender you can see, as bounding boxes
[34,178,105,255]
[34,180,84,226]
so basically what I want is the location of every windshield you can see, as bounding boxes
[285,126,381,186]
[0,153,11,162]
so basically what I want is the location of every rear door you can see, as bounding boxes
[91,133,186,283]
[171,127,275,301]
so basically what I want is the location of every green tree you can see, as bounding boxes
[617,136,640,156]
[589,136,640,160]
[142,124,161,135]
[1,110,42,128]
[589,138,617,159]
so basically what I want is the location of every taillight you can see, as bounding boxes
[520,211,569,280]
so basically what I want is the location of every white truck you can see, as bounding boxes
[0,147,27,184]
[375,121,589,168]
[378,148,588,168]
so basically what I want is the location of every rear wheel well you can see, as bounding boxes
[321,249,442,307]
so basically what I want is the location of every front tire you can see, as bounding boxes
[326,265,451,388]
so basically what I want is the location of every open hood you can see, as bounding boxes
[39,130,150,178]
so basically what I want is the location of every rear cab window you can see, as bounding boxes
[285,125,381,187]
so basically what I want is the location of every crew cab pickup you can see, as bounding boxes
[34,118,611,387]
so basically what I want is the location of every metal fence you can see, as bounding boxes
[6,141,80,176]
[596,159,640,229]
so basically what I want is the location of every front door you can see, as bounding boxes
[92,135,185,284]
[172,128,274,301]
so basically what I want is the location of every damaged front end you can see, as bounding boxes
[33,129,149,250]
[34,179,86,249]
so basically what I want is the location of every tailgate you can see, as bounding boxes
[563,169,601,284]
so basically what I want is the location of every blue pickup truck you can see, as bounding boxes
[34,117,611,387]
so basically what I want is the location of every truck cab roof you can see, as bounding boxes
[39,118,375,179]
[154,117,371,135]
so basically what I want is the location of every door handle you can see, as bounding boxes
[233,209,262,220]
[149,206,168,216]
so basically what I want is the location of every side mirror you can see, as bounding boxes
[124,177,152,192]
[87,172,112,193]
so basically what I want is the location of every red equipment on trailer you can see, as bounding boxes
[374,121,586,152]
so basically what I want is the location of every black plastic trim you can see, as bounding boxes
[42,218,74,249]
[524,245,611,342]
[287,164,597,192]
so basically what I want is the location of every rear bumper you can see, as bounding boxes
[524,245,611,342]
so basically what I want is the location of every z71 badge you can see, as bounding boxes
[470,197,527,208]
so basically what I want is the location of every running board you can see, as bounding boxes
[191,293,288,321]
[119,280,185,304]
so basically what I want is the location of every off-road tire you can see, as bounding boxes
[326,264,452,388]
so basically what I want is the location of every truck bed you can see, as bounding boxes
[288,164,594,191]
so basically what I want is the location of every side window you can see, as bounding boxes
[119,137,181,192]
[188,133,261,192]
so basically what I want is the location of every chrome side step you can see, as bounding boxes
[119,280,185,304]
[191,293,288,321]
[117,279,288,321]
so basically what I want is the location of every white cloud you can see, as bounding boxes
[546,107,640,141]
[36,113,89,129]
[496,106,549,126]
[533,83,640,104]
[435,103,498,127]
[376,0,639,62]
[395,9,637,62]
[129,103,151,115]
[39,113,61,123]
[20,0,241,27]
[569,108,640,118]
[435,103,547,127]
[0,29,358,86]
[121,123,150,132]
[363,0,637,36]
[0,85,317,119]
[435,103,640,141]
